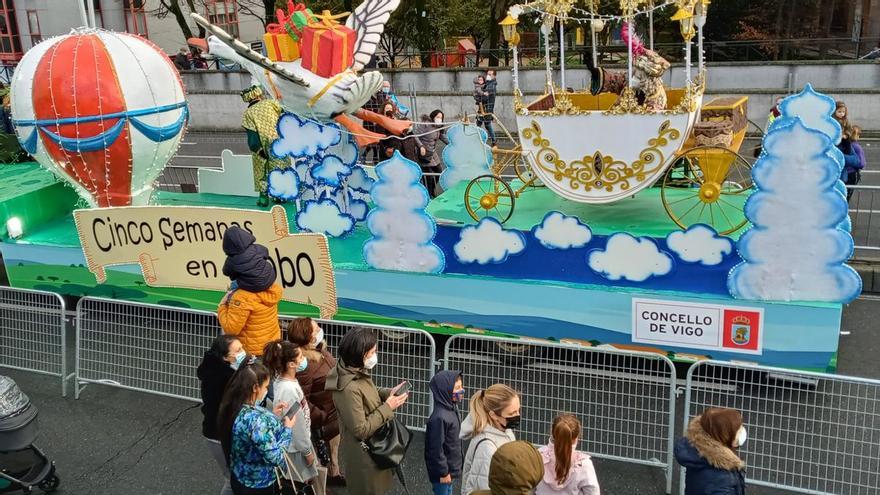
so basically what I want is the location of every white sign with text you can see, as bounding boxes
[632,298,764,355]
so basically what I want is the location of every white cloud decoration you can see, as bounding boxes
[728,117,861,303]
[311,155,352,187]
[532,212,592,249]
[666,224,733,266]
[440,123,492,190]
[588,233,673,282]
[454,218,526,264]
[272,113,340,158]
[267,168,299,201]
[363,152,444,273]
[348,166,375,193]
[296,198,354,238]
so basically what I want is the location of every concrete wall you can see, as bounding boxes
[184,62,880,132]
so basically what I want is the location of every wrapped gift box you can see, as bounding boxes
[264,27,301,62]
[300,12,355,78]
[276,1,316,41]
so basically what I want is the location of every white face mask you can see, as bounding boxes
[434,117,443,123]
[313,329,324,347]
[735,426,747,447]
[364,353,378,370]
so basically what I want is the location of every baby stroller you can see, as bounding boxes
[0,376,59,493]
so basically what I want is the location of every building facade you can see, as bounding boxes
[0,0,264,64]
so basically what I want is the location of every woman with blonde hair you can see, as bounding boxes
[459,383,520,494]
[674,408,747,495]
[536,414,600,495]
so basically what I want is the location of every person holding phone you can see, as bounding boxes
[263,340,323,494]
[326,327,409,495]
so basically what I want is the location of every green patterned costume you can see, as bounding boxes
[240,87,289,202]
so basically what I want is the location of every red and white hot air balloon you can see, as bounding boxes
[10,29,188,207]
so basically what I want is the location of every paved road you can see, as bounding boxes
[1,295,877,495]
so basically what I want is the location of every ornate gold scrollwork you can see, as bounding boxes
[520,119,681,193]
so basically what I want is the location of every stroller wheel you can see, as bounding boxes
[38,474,59,493]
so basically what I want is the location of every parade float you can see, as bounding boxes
[0,0,861,371]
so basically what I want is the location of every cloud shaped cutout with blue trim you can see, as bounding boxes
[272,113,340,158]
[728,117,861,303]
[454,218,526,264]
[588,233,673,282]
[363,151,444,273]
[666,224,733,266]
[296,198,354,238]
[348,166,375,194]
[440,123,492,190]
[311,155,352,188]
[324,132,359,167]
[267,168,299,201]
[532,212,592,249]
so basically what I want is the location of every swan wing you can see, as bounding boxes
[345,0,402,72]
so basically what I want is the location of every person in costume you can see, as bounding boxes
[241,85,290,207]
[585,23,670,112]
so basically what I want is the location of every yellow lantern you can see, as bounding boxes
[671,7,696,41]
[500,15,520,45]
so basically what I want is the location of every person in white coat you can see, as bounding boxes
[536,414,600,495]
[263,340,324,494]
[459,384,520,494]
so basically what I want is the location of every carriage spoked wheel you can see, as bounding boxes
[661,145,753,236]
[465,174,516,224]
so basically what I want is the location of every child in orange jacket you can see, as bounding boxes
[217,226,282,356]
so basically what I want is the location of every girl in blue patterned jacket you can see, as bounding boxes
[218,361,296,494]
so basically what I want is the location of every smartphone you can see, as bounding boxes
[394,381,411,396]
[285,400,302,419]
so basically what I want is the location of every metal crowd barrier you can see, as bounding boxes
[75,297,219,401]
[849,185,880,254]
[682,360,880,495]
[444,334,678,493]
[0,287,70,396]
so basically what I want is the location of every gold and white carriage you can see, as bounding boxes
[465,0,756,236]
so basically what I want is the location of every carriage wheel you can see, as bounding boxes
[465,174,516,224]
[514,154,544,188]
[661,146,753,236]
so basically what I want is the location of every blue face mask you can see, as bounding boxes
[231,350,247,370]
[296,358,308,372]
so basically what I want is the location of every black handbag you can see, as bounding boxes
[360,416,412,469]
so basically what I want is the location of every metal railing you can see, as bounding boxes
[682,360,880,495]
[75,297,219,401]
[849,185,880,253]
[444,334,678,493]
[0,287,70,396]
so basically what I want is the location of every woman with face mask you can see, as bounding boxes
[199,335,246,495]
[674,408,747,495]
[286,317,343,486]
[325,327,409,495]
[460,383,521,494]
[263,340,323,494]
[217,361,296,494]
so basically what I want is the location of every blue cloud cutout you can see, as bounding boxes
[272,113,341,159]
[267,168,300,201]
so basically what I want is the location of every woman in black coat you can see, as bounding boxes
[674,408,747,495]
[197,334,246,495]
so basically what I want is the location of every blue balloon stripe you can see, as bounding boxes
[38,118,127,152]
[129,106,189,142]
[12,101,187,127]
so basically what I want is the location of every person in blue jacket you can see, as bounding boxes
[674,408,747,495]
[425,370,465,495]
